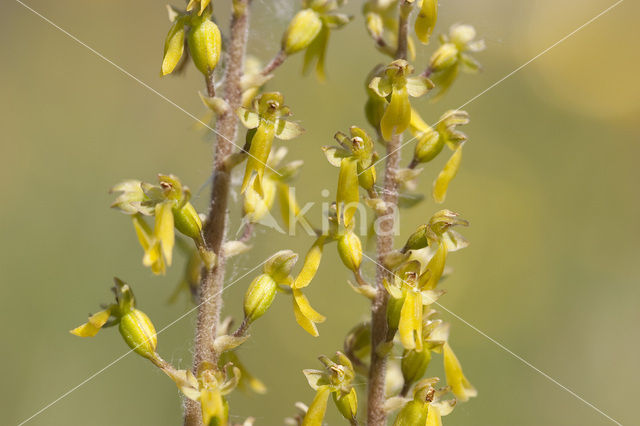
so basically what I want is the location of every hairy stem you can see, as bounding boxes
[367,132,401,425]
[367,2,411,425]
[184,1,251,424]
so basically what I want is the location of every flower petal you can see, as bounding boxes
[432,144,463,204]
[443,342,477,402]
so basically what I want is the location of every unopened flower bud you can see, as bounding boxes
[401,348,431,387]
[337,231,362,272]
[429,43,458,72]
[282,9,322,55]
[243,274,277,323]
[118,309,158,360]
[365,12,384,40]
[333,388,358,423]
[344,323,371,360]
[413,130,444,164]
[264,250,298,283]
[172,202,203,242]
[188,14,222,75]
[450,24,477,49]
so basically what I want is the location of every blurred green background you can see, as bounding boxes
[2,0,639,425]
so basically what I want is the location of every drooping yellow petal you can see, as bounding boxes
[415,0,438,44]
[277,183,314,233]
[337,157,359,226]
[132,214,152,252]
[242,122,275,193]
[133,215,166,275]
[381,87,411,141]
[200,388,227,426]
[433,144,463,203]
[292,289,326,337]
[293,237,325,289]
[302,386,331,426]
[443,342,477,402]
[398,290,423,351]
[154,202,175,266]
[293,289,326,323]
[303,26,329,82]
[70,308,112,337]
[426,403,443,426]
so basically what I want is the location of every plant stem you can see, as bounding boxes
[184,1,251,425]
[367,132,401,426]
[367,2,411,425]
[261,50,287,76]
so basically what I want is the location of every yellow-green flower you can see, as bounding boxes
[384,253,452,351]
[111,174,207,275]
[70,278,160,361]
[323,126,378,225]
[282,0,352,81]
[392,378,457,426]
[237,92,305,194]
[302,352,358,425]
[168,363,240,426]
[369,60,434,141]
[242,250,299,325]
[429,24,485,99]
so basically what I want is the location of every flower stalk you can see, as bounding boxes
[186,0,251,424]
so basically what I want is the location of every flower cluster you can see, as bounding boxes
[71,0,487,424]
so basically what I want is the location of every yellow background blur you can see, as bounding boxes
[2,0,639,425]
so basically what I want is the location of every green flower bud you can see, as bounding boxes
[337,231,362,272]
[243,274,277,323]
[393,400,428,426]
[401,349,431,388]
[402,224,429,252]
[344,323,371,360]
[264,250,298,284]
[118,309,158,360]
[282,9,323,55]
[172,202,203,241]
[386,292,405,336]
[333,388,358,423]
[429,43,458,72]
[414,130,444,164]
[188,14,222,75]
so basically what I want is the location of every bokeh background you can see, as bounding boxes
[2,0,639,425]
